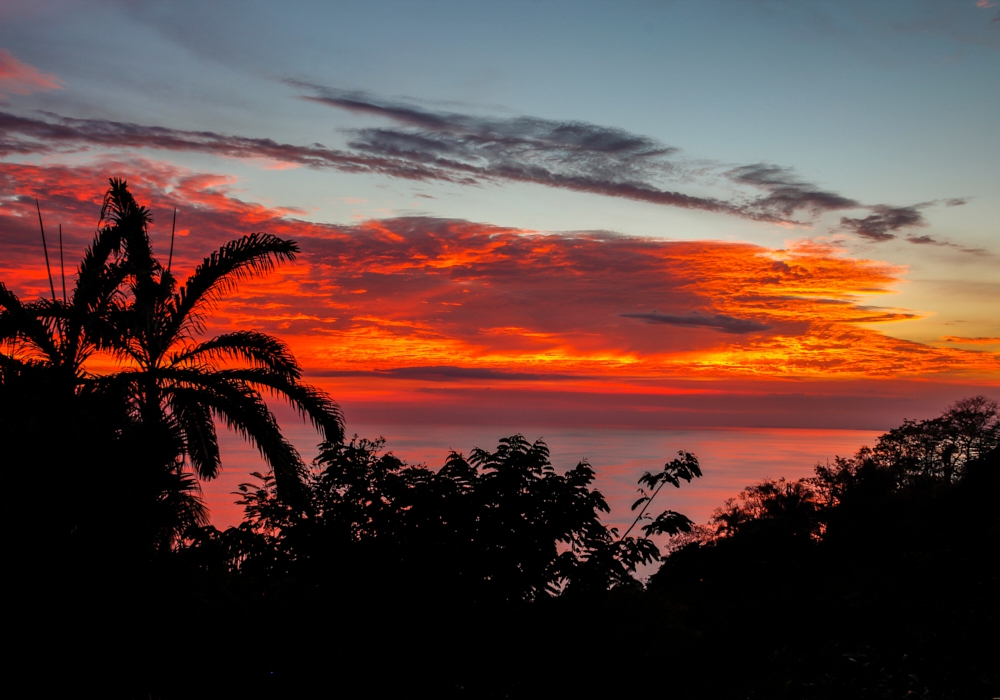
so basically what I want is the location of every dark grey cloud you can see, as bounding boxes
[377,366,564,381]
[0,107,759,222]
[293,82,677,163]
[301,86,855,224]
[299,86,952,235]
[839,202,987,254]
[0,110,449,181]
[308,366,571,382]
[620,311,770,334]
[300,86,765,220]
[0,91,961,243]
[906,234,989,256]
[774,296,851,305]
[727,164,860,217]
[840,204,924,242]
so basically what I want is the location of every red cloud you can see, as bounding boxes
[6,161,997,534]
[0,48,62,98]
[2,159,998,392]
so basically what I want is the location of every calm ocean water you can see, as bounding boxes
[205,423,881,536]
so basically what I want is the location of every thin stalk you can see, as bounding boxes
[59,223,67,302]
[35,199,57,302]
[166,207,177,273]
[620,479,668,540]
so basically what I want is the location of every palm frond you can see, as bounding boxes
[100,177,154,258]
[151,467,209,550]
[0,282,61,362]
[101,179,163,329]
[88,370,144,411]
[212,367,344,444]
[168,233,299,339]
[169,387,222,479]
[156,368,308,499]
[64,181,156,367]
[75,226,124,301]
[169,331,302,381]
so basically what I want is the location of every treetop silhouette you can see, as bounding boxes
[1,178,343,552]
[185,433,702,601]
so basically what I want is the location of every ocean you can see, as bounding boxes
[205,423,880,536]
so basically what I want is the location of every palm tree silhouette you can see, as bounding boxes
[2,179,342,553]
[97,179,342,502]
[1,181,204,554]
[0,190,132,384]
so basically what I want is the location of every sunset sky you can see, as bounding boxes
[2,1,998,525]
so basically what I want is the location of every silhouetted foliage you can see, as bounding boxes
[1,179,340,561]
[95,180,342,506]
[648,396,1000,699]
[184,435,700,604]
[1,184,199,562]
[4,179,997,698]
[710,476,822,543]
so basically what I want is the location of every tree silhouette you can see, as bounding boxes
[1,178,343,556]
[188,434,702,601]
[86,180,343,511]
[1,185,171,556]
[647,397,1000,699]
[0,192,133,382]
[709,477,821,542]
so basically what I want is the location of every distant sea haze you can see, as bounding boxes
[206,424,880,533]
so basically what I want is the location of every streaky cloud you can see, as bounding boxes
[309,366,568,381]
[299,85,951,235]
[621,311,771,334]
[0,110,449,181]
[377,366,557,381]
[834,199,986,254]
[840,204,924,242]
[941,336,1000,344]
[291,81,677,157]
[906,234,990,256]
[0,95,967,243]
[0,48,62,98]
[303,86,814,223]
[727,164,859,216]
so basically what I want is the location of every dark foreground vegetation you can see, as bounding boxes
[3,181,998,698]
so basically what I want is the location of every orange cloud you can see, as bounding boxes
[0,48,62,98]
[2,159,998,394]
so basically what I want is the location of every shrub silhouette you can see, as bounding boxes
[185,434,702,603]
[648,396,1000,699]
